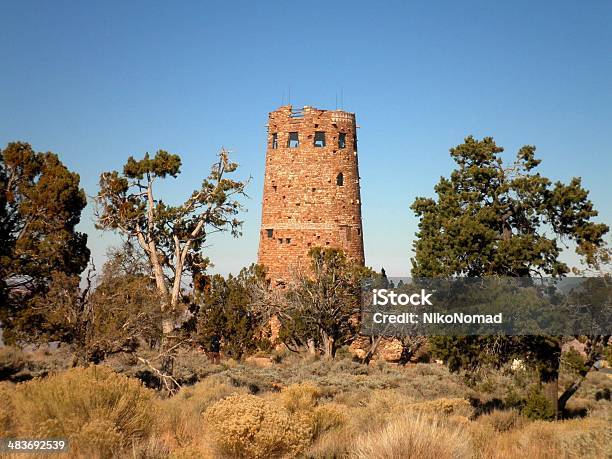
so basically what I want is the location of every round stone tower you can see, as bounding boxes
[257,105,365,284]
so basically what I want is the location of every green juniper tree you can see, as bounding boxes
[0,142,89,344]
[281,248,371,358]
[411,136,608,415]
[95,149,248,375]
[196,264,270,359]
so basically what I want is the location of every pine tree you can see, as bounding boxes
[0,142,90,344]
[410,136,608,415]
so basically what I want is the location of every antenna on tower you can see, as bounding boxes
[288,86,291,106]
[340,88,344,109]
[335,91,338,110]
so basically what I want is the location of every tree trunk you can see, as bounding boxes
[557,337,605,413]
[362,335,384,365]
[321,331,335,358]
[150,252,167,297]
[171,239,191,309]
[558,377,583,413]
[162,317,174,335]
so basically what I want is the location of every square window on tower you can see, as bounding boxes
[338,132,346,149]
[287,132,299,148]
[314,131,326,147]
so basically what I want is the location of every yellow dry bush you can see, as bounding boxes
[71,418,124,458]
[311,403,348,437]
[277,382,346,440]
[204,394,313,458]
[159,376,247,449]
[278,381,321,413]
[10,365,157,459]
[353,413,472,459]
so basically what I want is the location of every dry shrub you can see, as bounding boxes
[9,365,157,458]
[304,404,356,459]
[278,382,346,435]
[308,393,470,459]
[132,436,172,459]
[204,394,312,458]
[349,389,416,432]
[406,397,474,418]
[479,418,612,459]
[279,381,321,413]
[311,403,347,437]
[72,418,124,456]
[159,375,247,449]
[175,375,247,414]
[477,409,525,432]
[521,387,556,420]
[307,427,357,458]
[353,413,472,459]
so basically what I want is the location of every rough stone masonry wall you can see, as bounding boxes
[257,105,365,284]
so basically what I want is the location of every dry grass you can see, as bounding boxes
[477,418,612,459]
[477,408,525,432]
[353,413,472,459]
[0,351,610,458]
[0,381,15,437]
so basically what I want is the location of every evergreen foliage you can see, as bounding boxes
[0,142,90,344]
[411,136,609,413]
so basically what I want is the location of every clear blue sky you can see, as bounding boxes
[1,1,611,276]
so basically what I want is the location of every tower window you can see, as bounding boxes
[266,229,273,238]
[285,238,291,244]
[314,131,326,147]
[338,132,346,149]
[271,133,278,149]
[287,132,299,148]
[336,172,344,186]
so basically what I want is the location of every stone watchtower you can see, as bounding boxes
[257,105,365,284]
